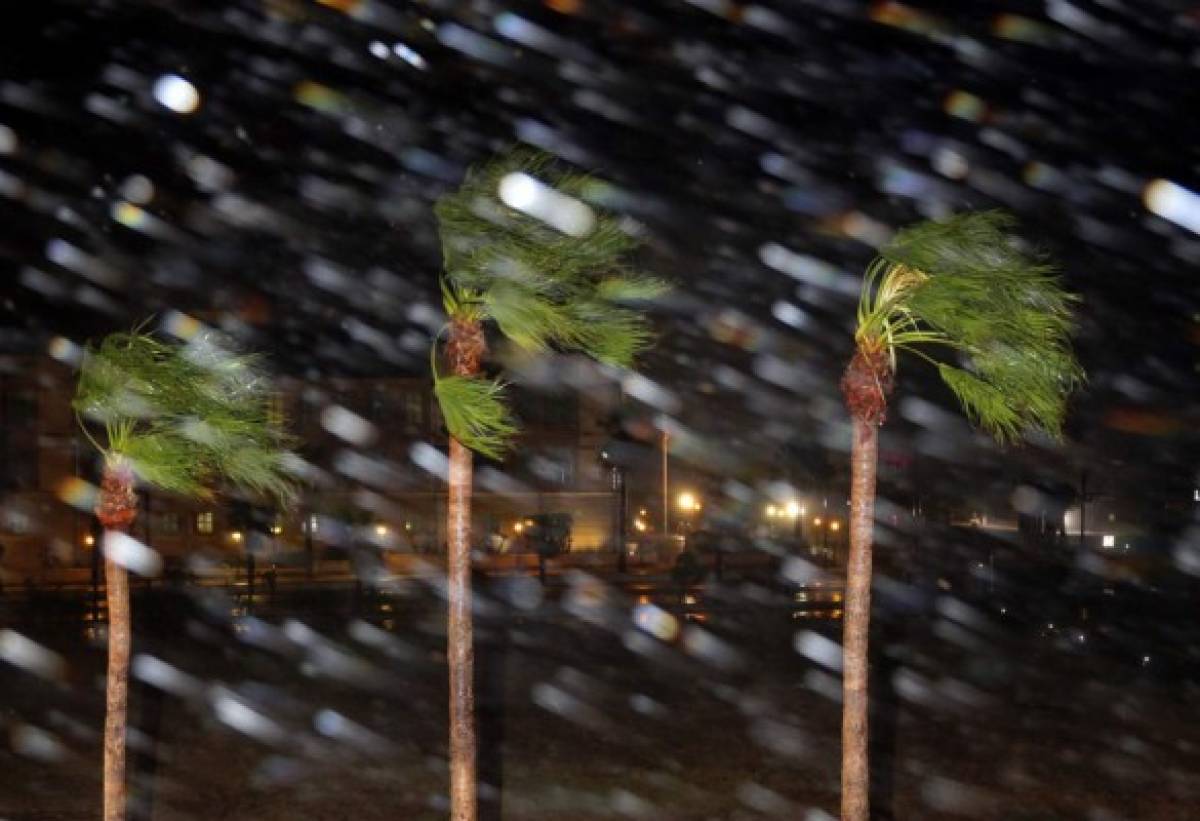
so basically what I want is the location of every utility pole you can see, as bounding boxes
[613,464,628,574]
[661,430,669,536]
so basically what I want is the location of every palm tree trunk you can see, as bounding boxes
[841,416,879,821]
[444,316,485,821]
[96,460,138,821]
[447,434,476,821]
[103,537,131,821]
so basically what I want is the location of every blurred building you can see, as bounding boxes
[0,353,622,580]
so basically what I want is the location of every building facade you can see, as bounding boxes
[0,353,622,580]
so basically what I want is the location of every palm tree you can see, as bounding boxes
[839,211,1083,821]
[73,329,295,821]
[432,149,667,820]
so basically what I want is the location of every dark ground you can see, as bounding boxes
[1,565,1199,821]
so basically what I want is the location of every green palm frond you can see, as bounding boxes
[854,211,1083,442]
[433,375,519,460]
[74,329,298,504]
[431,149,668,457]
[435,149,664,362]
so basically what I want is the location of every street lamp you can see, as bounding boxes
[676,491,700,536]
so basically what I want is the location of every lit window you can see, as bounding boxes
[196,511,214,534]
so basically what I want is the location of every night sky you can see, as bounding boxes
[2,0,1199,496]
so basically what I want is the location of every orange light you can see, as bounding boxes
[83,534,95,548]
[830,521,841,532]
[813,517,823,527]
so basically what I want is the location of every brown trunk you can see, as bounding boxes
[841,417,878,821]
[96,461,138,821]
[445,319,483,821]
[447,434,476,821]
[839,348,890,821]
[103,539,131,821]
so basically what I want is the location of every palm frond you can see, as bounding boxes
[853,211,1083,442]
[433,375,518,461]
[436,148,665,364]
[74,329,298,504]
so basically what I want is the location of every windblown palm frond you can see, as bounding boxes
[434,148,669,368]
[854,210,1083,442]
[431,149,669,458]
[74,329,297,502]
[433,375,519,461]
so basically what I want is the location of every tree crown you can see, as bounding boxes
[432,149,668,457]
[853,210,1083,442]
[74,328,297,502]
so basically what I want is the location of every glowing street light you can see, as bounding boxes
[677,491,699,512]
[784,500,801,519]
[230,531,243,544]
[765,504,778,518]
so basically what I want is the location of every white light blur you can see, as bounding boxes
[1102,534,1115,548]
[368,41,389,59]
[1144,179,1200,235]
[0,630,66,680]
[0,125,16,154]
[119,174,155,204]
[498,172,596,237]
[793,630,844,671]
[410,441,448,481]
[321,405,376,446]
[152,74,200,114]
[104,531,163,577]
[393,42,428,70]
[633,602,679,642]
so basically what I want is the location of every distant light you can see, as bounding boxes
[230,531,243,544]
[677,492,697,512]
[513,522,524,534]
[813,517,823,527]
[830,521,841,532]
[83,534,95,548]
[404,521,413,532]
[112,201,148,229]
[368,41,389,59]
[1194,488,1199,502]
[765,504,777,518]
[634,519,647,532]
[374,524,388,537]
[152,74,200,114]
[784,500,801,519]
[944,89,986,122]
[1144,179,1200,235]
[1102,534,1115,548]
